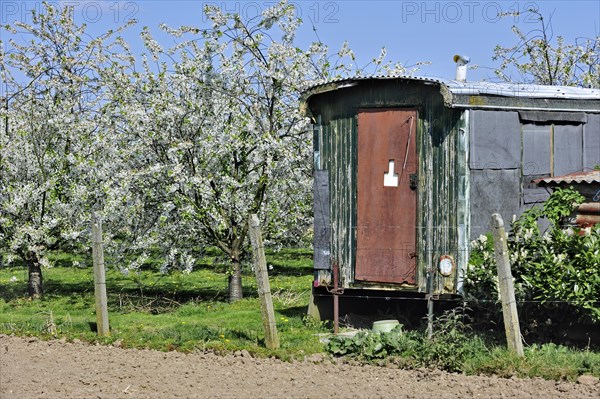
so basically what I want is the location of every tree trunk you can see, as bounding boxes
[28,259,44,299]
[228,250,243,302]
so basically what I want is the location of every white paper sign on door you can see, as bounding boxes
[383,160,398,187]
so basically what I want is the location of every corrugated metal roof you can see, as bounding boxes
[447,79,600,99]
[534,170,600,185]
[302,75,600,100]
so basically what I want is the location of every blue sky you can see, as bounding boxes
[2,1,599,82]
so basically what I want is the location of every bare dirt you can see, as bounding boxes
[1,334,599,399]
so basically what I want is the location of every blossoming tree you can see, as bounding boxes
[0,3,134,297]
[113,2,344,301]
[493,9,599,87]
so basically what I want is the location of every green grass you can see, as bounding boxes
[1,248,599,381]
[0,248,324,359]
[463,343,600,381]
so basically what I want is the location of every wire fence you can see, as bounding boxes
[313,291,599,306]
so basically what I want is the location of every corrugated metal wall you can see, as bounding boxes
[317,115,357,286]
[421,106,469,294]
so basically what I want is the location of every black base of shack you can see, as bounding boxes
[308,286,462,330]
[308,287,600,349]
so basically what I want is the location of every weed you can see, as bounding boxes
[325,304,484,372]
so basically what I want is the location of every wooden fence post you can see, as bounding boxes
[248,214,280,349]
[491,213,524,357]
[92,212,110,337]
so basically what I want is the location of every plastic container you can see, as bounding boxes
[372,319,400,333]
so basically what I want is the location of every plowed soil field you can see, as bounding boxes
[1,334,598,398]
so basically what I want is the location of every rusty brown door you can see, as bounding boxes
[355,109,417,284]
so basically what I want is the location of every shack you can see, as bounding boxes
[300,75,600,318]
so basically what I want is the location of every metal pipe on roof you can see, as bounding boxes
[453,55,470,82]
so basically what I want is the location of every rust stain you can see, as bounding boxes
[575,213,600,227]
[468,96,486,106]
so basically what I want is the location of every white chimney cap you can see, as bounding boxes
[453,54,470,65]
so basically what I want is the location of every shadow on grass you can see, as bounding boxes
[265,249,313,276]
[227,328,260,342]
[1,270,263,314]
[267,265,313,277]
[278,305,308,318]
[0,282,28,301]
[1,245,312,314]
